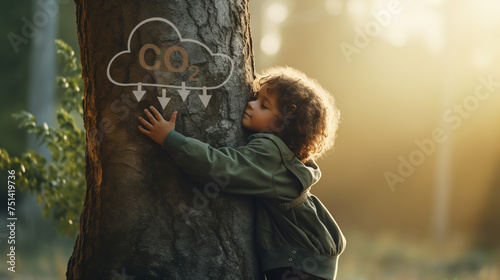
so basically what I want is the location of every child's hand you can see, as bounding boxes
[138,106,178,145]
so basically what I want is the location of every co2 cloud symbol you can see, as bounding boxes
[106,17,235,108]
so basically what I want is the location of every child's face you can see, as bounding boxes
[242,84,282,133]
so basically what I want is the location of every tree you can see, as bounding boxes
[66,0,261,279]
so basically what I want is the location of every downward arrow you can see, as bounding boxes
[132,82,146,101]
[158,89,171,110]
[198,86,212,108]
[177,82,190,101]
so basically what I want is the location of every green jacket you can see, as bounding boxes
[162,130,346,279]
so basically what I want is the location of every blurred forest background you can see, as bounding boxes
[1,0,500,279]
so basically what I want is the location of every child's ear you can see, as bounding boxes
[286,104,297,117]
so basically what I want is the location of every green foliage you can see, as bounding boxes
[0,39,85,237]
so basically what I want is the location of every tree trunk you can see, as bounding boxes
[67,0,260,279]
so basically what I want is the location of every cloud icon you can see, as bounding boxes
[106,17,235,108]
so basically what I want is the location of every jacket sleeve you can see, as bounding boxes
[161,130,281,198]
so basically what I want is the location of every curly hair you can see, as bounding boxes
[253,66,341,162]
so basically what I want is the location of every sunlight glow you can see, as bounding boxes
[261,33,281,55]
[347,0,368,18]
[385,30,408,47]
[458,0,500,29]
[380,3,445,52]
[419,11,445,53]
[326,0,343,16]
[266,3,288,24]
[471,49,493,69]
[343,0,446,52]
[477,0,500,28]
[426,0,443,6]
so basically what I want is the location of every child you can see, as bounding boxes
[138,66,346,280]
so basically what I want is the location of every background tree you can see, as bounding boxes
[66,0,260,279]
[0,39,85,237]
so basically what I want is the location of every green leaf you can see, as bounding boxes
[0,39,85,237]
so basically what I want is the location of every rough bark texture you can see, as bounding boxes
[67,0,260,279]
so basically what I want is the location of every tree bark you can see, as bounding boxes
[67,0,260,279]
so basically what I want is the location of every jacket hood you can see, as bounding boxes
[250,133,322,190]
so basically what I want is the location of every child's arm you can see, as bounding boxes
[139,107,284,198]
